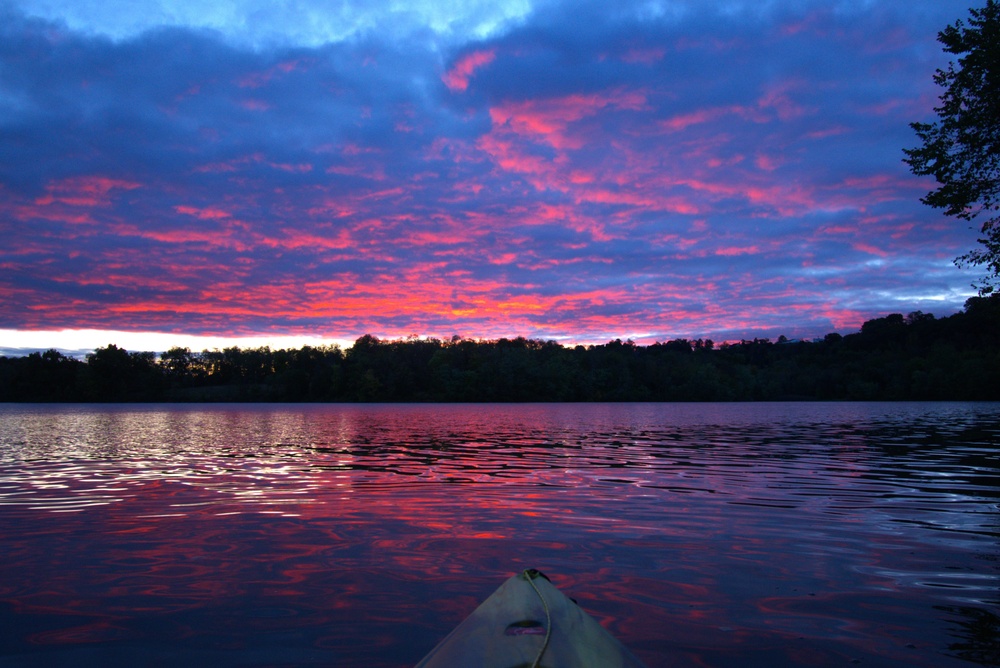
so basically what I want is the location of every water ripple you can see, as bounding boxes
[0,402,998,666]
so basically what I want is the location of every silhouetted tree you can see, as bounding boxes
[904,1,1000,294]
[82,345,162,401]
[0,350,83,401]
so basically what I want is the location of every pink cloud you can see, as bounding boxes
[35,176,141,207]
[659,83,808,133]
[269,162,313,173]
[754,81,810,121]
[238,58,310,88]
[175,205,232,220]
[620,47,666,64]
[754,154,783,171]
[442,49,496,92]
[659,108,732,133]
[193,153,266,174]
[193,153,312,176]
[325,164,387,181]
[306,199,356,219]
[262,229,354,251]
[239,99,271,112]
[475,134,559,188]
[114,226,254,251]
[715,245,760,256]
[489,90,646,150]
[778,10,830,37]
[852,242,889,257]
[806,126,850,140]
[577,188,701,216]
[13,205,95,224]
[5,176,141,225]
[488,252,519,265]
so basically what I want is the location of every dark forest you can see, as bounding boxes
[2,295,999,403]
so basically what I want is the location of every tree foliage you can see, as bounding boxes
[904,0,1000,294]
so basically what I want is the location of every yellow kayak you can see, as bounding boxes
[415,569,648,668]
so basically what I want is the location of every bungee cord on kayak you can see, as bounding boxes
[523,569,552,668]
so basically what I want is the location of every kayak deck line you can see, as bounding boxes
[415,569,648,668]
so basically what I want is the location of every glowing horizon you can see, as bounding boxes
[0,329,356,358]
[0,0,983,355]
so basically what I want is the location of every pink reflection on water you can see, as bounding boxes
[0,403,997,667]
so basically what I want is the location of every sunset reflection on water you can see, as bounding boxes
[1,402,998,667]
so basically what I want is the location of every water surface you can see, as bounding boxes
[0,402,998,667]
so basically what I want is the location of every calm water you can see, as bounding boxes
[0,402,998,667]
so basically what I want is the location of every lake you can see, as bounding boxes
[0,402,997,667]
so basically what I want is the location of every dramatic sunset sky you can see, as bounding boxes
[0,0,984,355]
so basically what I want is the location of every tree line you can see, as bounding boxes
[1,295,998,403]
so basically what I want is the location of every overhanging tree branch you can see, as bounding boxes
[904,0,1000,294]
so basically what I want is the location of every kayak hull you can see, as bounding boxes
[415,570,647,668]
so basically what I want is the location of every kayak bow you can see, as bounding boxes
[415,569,648,668]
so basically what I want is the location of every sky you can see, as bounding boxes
[0,0,985,356]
